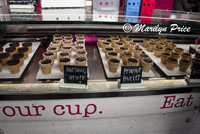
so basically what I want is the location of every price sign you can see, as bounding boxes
[190,64,200,79]
[64,65,87,85]
[120,66,142,84]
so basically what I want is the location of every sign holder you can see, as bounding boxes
[59,65,88,90]
[59,79,87,90]
[119,79,145,90]
[119,66,145,90]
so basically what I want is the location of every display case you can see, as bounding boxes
[0,3,200,134]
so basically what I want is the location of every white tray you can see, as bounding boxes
[139,43,193,76]
[0,42,40,79]
[36,47,89,80]
[97,46,155,78]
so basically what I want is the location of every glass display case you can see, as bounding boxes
[0,3,200,134]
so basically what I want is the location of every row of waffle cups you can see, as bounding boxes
[53,34,85,43]
[39,42,87,75]
[0,42,32,74]
[98,38,153,73]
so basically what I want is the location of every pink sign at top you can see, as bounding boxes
[155,0,174,10]
[140,0,156,14]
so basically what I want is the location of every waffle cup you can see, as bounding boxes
[58,52,71,59]
[75,34,85,38]
[111,38,120,47]
[0,61,2,72]
[114,42,124,53]
[147,42,156,52]
[75,57,87,66]
[50,41,61,50]
[76,37,85,42]
[164,47,173,54]
[143,39,150,48]
[106,52,118,60]
[98,38,107,48]
[0,53,10,66]
[63,37,73,43]
[171,52,180,60]
[120,35,129,42]
[119,47,129,58]
[124,38,133,47]
[161,52,170,64]
[134,48,143,59]
[75,41,85,47]
[141,58,153,72]
[166,57,178,70]
[43,52,56,62]
[103,47,115,54]
[127,58,139,66]
[62,41,73,47]
[63,34,72,38]
[53,34,62,39]
[166,41,173,46]
[39,59,53,75]
[110,35,119,39]
[108,58,120,73]
[128,42,136,53]
[158,38,167,43]
[7,59,20,74]
[54,38,63,43]
[156,42,165,48]
[9,42,20,50]
[170,44,177,50]
[12,53,25,66]
[181,53,191,61]
[102,42,112,50]
[154,46,163,57]
[61,46,72,54]
[5,47,17,57]
[53,34,63,40]
[75,46,85,52]
[139,53,149,65]
[122,52,133,65]
[179,59,190,72]
[76,50,87,58]
[22,42,32,53]
[58,58,71,73]
[47,47,59,58]
[190,58,200,69]
[175,47,184,55]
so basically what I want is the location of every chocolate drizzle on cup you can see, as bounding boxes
[9,42,19,48]
[18,47,28,53]
[44,52,54,56]
[110,58,120,63]
[76,57,86,62]
[0,53,10,59]
[12,53,24,59]
[105,48,113,51]
[59,58,70,63]
[22,42,32,47]
[128,58,138,63]
[5,47,16,53]
[120,47,128,51]
[7,59,20,66]
[41,59,52,64]
[108,52,117,56]
[143,58,153,63]
[122,52,132,56]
